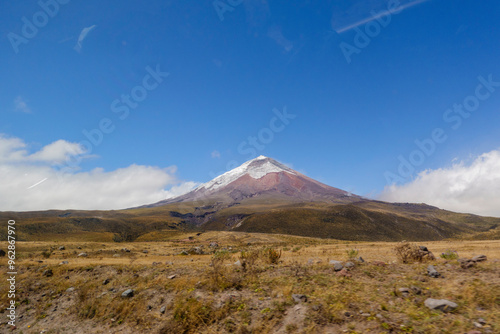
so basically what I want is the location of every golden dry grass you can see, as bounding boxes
[0,232,498,334]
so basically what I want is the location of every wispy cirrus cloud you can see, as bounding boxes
[74,24,97,52]
[211,150,221,159]
[14,96,31,113]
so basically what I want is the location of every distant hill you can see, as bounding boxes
[2,156,499,242]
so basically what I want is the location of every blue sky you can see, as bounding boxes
[1,0,500,215]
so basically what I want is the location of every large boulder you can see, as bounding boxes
[424,298,458,312]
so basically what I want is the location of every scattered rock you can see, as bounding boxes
[58,246,65,251]
[59,261,69,265]
[77,246,82,249]
[168,274,177,279]
[372,261,386,267]
[410,286,422,295]
[121,289,134,298]
[0,249,5,257]
[179,251,188,256]
[344,261,355,268]
[471,255,487,262]
[330,260,343,271]
[66,287,75,293]
[103,278,111,285]
[336,268,351,277]
[188,247,204,255]
[473,322,482,328]
[143,250,149,254]
[43,269,53,277]
[77,252,88,257]
[477,318,486,325]
[459,259,476,269]
[113,254,120,258]
[398,288,410,297]
[121,248,131,253]
[419,246,429,252]
[147,305,153,311]
[418,246,436,260]
[467,331,482,334]
[292,294,307,303]
[358,256,365,263]
[424,298,458,312]
[209,242,219,248]
[427,265,440,278]
[361,313,371,317]
[160,305,166,314]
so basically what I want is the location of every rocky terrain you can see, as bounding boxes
[0,232,498,333]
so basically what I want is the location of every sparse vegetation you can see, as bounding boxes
[345,248,359,260]
[440,249,459,260]
[0,233,498,334]
[394,241,428,263]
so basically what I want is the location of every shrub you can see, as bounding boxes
[440,250,458,260]
[345,248,359,260]
[41,250,52,259]
[239,249,260,272]
[394,242,426,263]
[265,248,282,264]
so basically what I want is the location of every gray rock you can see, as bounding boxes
[179,250,188,256]
[398,287,410,296]
[168,274,177,279]
[209,242,219,248]
[419,245,429,252]
[59,261,69,265]
[427,265,440,278]
[77,252,88,257]
[358,256,365,263]
[344,261,355,268]
[471,255,487,262]
[66,287,75,293]
[160,305,166,314]
[424,298,458,312]
[329,260,344,271]
[143,250,149,254]
[58,246,65,251]
[121,248,131,253]
[477,318,486,325]
[113,254,120,258]
[292,294,307,303]
[234,260,242,267]
[43,269,53,277]
[121,289,134,298]
[103,278,110,285]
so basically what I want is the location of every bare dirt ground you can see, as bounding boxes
[0,232,498,334]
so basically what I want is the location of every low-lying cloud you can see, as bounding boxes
[0,134,197,211]
[379,149,500,217]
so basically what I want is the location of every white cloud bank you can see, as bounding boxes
[0,134,197,211]
[379,149,500,217]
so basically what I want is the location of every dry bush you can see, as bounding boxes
[394,242,426,263]
[265,247,282,264]
[208,250,242,291]
[239,249,260,272]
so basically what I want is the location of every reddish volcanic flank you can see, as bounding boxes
[148,156,359,207]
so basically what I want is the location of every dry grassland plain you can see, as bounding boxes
[0,232,498,334]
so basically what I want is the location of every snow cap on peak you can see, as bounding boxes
[197,155,295,192]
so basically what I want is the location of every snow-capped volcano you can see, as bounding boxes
[197,155,296,192]
[147,155,358,207]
